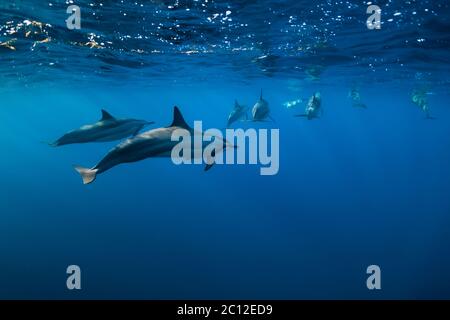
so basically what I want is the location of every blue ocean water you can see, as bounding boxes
[1,0,450,299]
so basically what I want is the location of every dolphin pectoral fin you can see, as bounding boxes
[74,165,98,185]
[101,109,115,121]
[204,151,216,171]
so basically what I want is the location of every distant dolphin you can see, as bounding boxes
[349,87,367,109]
[74,107,234,185]
[227,100,248,127]
[252,90,274,122]
[295,92,322,120]
[412,89,435,119]
[50,109,154,146]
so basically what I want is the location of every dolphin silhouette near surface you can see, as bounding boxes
[50,109,154,146]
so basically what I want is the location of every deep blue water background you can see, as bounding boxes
[1,0,450,299]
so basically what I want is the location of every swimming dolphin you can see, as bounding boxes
[74,107,234,185]
[50,109,154,146]
[295,92,322,120]
[227,100,248,127]
[252,90,274,122]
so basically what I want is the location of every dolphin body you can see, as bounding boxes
[295,92,322,120]
[51,109,154,146]
[252,90,274,122]
[74,107,233,185]
[349,88,367,109]
[227,100,248,127]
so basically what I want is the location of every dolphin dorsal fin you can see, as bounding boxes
[169,106,190,129]
[260,89,263,100]
[101,109,115,121]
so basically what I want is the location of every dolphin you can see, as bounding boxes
[412,89,435,119]
[50,109,154,146]
[227,100,248,127]
[295,92,322,120]
[349,87,367,109]
[252,90,274,122]
[74,107,234,185]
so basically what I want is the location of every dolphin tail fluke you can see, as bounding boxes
[74,165,98,185]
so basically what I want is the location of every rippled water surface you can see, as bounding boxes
[1,0,449,86]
